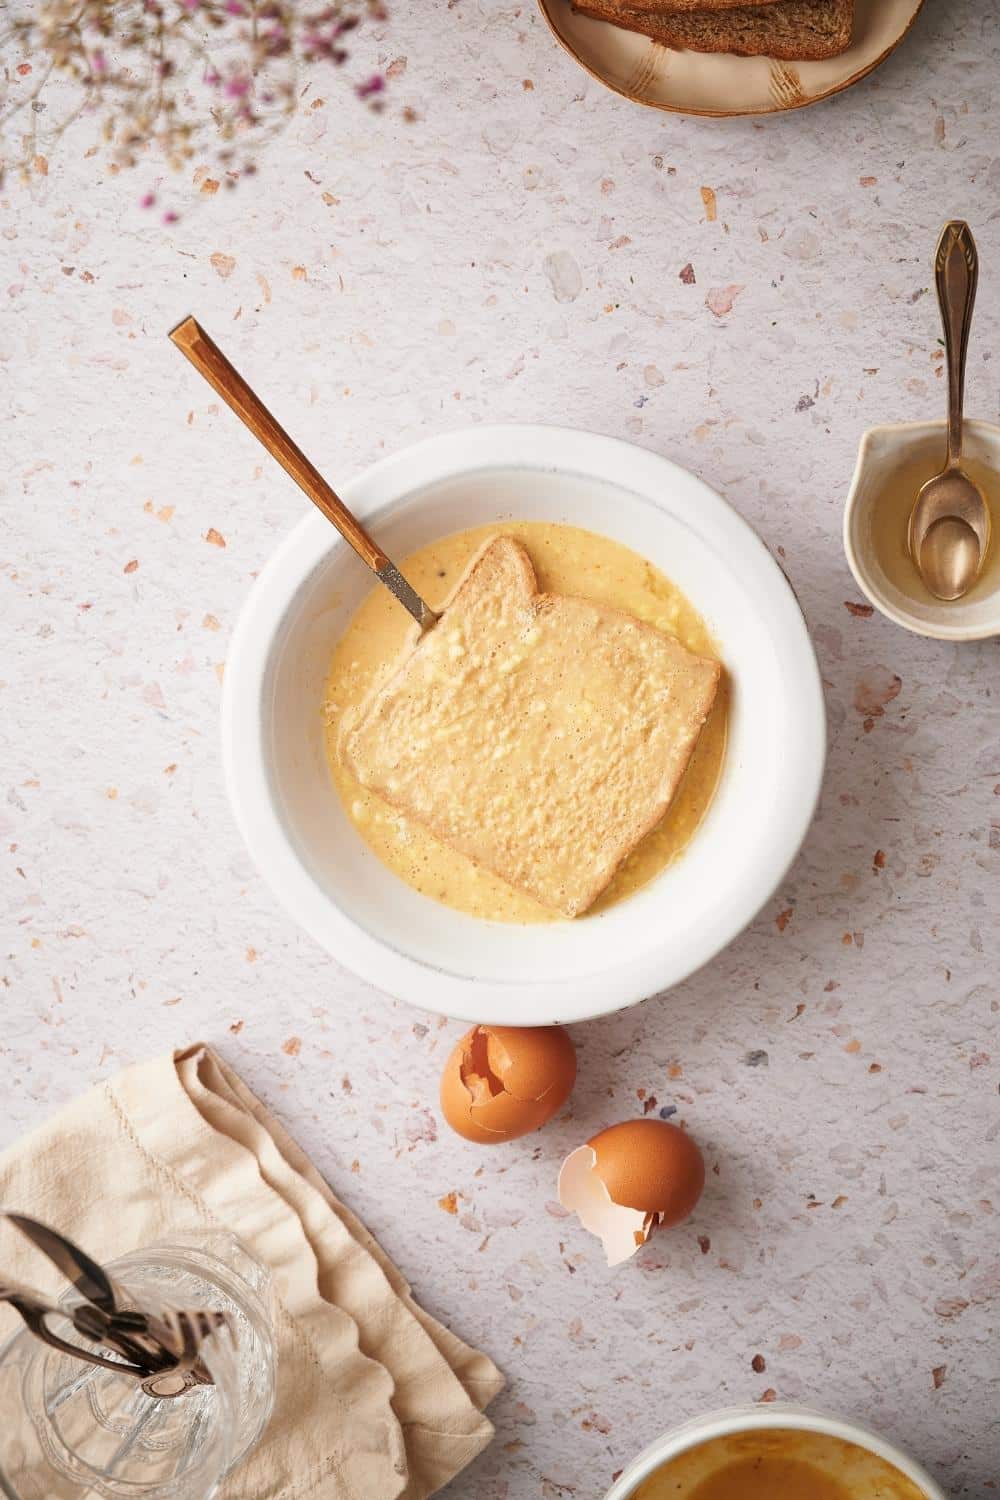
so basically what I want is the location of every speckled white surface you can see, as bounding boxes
[2,2,999,1495]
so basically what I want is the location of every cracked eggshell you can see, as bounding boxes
[439,1024,577,1144]
[558,1118,705,1265]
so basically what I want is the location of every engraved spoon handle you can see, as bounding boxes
[935,220,978,469]
[169,318,437,631]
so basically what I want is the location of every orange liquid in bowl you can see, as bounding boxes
[632,1429,929,1500]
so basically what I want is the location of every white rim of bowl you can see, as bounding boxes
[602,1402,947,1499]
[843,418,1000,641]
[221,424,826,1022]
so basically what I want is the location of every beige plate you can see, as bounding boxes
[538,0,924,117]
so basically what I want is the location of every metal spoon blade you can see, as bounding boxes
[918,513,983,601]
[910,468,989,599]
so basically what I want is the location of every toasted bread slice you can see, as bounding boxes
[343,536,721,918]
[574,0,854,59]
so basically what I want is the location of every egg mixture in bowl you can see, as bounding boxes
[221,425,825,1023]
[323,520,729,925]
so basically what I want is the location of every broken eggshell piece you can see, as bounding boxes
[439,1024,577,1144]
[558,1144,655,1267]
[558,1119,705,1266]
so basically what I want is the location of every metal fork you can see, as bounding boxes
[1,1213,230,1398]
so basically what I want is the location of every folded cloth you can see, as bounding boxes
[0,1044,503,1500]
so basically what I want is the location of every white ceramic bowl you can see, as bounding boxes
[222,425,825,1024]
[603,1403,946,1499]
[844,418,1000,640]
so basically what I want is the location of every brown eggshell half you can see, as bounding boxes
[439,1024,577,1144]
[587,1118,705,1227]
[483,1026,577,1102]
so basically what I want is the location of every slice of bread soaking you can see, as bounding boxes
[343,536,721,918]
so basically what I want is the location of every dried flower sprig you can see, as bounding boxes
[0,1,390,204]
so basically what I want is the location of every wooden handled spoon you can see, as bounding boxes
[908,222,991,600]
[169,317,439,631]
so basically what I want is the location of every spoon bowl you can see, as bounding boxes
[910,465,990,599]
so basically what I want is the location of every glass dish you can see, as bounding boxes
[0,1230,276,1500]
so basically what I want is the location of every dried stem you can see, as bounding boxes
[0,1,391,199]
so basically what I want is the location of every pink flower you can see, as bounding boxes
[17,0,393,218]
[260,22,290,56]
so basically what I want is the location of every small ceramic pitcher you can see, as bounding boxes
[843,418,1000,640]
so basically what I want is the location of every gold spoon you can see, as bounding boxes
[908,221,991,600]
[169,317,439,631]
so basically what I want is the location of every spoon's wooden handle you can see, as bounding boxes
[169,316,391,573]
[935,221,978,469]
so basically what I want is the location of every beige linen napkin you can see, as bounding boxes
[0,1044,503,1500]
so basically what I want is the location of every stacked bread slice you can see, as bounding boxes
[574,0,855,60]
